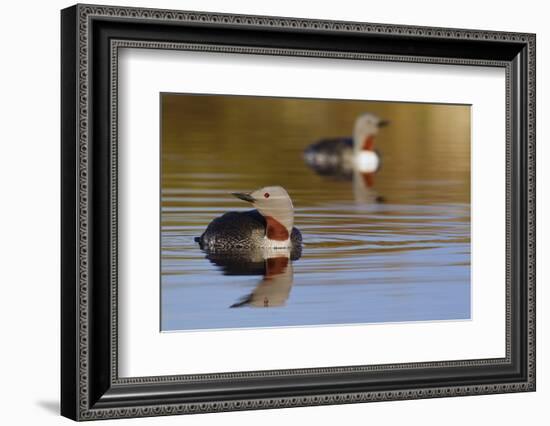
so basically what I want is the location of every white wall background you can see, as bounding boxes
[0,0,546,424]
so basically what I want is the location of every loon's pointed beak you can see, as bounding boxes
[232,192,255,203]
[378,119,390,128]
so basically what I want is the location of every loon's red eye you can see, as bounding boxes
[264,192,270,198]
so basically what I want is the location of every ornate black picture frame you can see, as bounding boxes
[61,3,536,421]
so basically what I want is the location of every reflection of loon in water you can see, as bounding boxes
[231,256,293,308]
[352,170,386,204]
[204,248,298,308]
[303,113,389,178]
[204,245,301,274]
[195,186,302,251]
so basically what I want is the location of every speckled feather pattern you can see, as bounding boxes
[197,210,302,250]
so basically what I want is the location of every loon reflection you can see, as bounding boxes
[352,170,386,204]
[230,256,294,308]
[203,247,300,308]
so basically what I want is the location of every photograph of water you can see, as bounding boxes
[160,94,471,332]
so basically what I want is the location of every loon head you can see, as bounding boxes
[232,186,294,241]
[353,113,389,153]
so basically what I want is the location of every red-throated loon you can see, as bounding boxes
[303,113,389,176]
[195,186,302,251]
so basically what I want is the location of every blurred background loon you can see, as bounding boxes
[303,113,389,178]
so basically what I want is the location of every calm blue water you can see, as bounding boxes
[161,190,470,331]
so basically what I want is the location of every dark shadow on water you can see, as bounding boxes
[36,400,59,416]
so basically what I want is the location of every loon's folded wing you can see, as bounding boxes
[304,137,353,158]
[303,137,354,179]
[196,210,265,249]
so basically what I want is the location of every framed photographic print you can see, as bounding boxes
[61,3,536,421]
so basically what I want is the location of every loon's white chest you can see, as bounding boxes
[355,150,380,173]
[262,236,292,249]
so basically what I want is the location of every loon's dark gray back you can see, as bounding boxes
[304,137,353,158]
[303,137,354,178]
[197,209,302,251]
[198,210,264,250]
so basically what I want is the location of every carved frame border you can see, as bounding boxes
[62,3,535,421]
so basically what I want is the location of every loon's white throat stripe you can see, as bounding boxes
[262,236,292,248]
